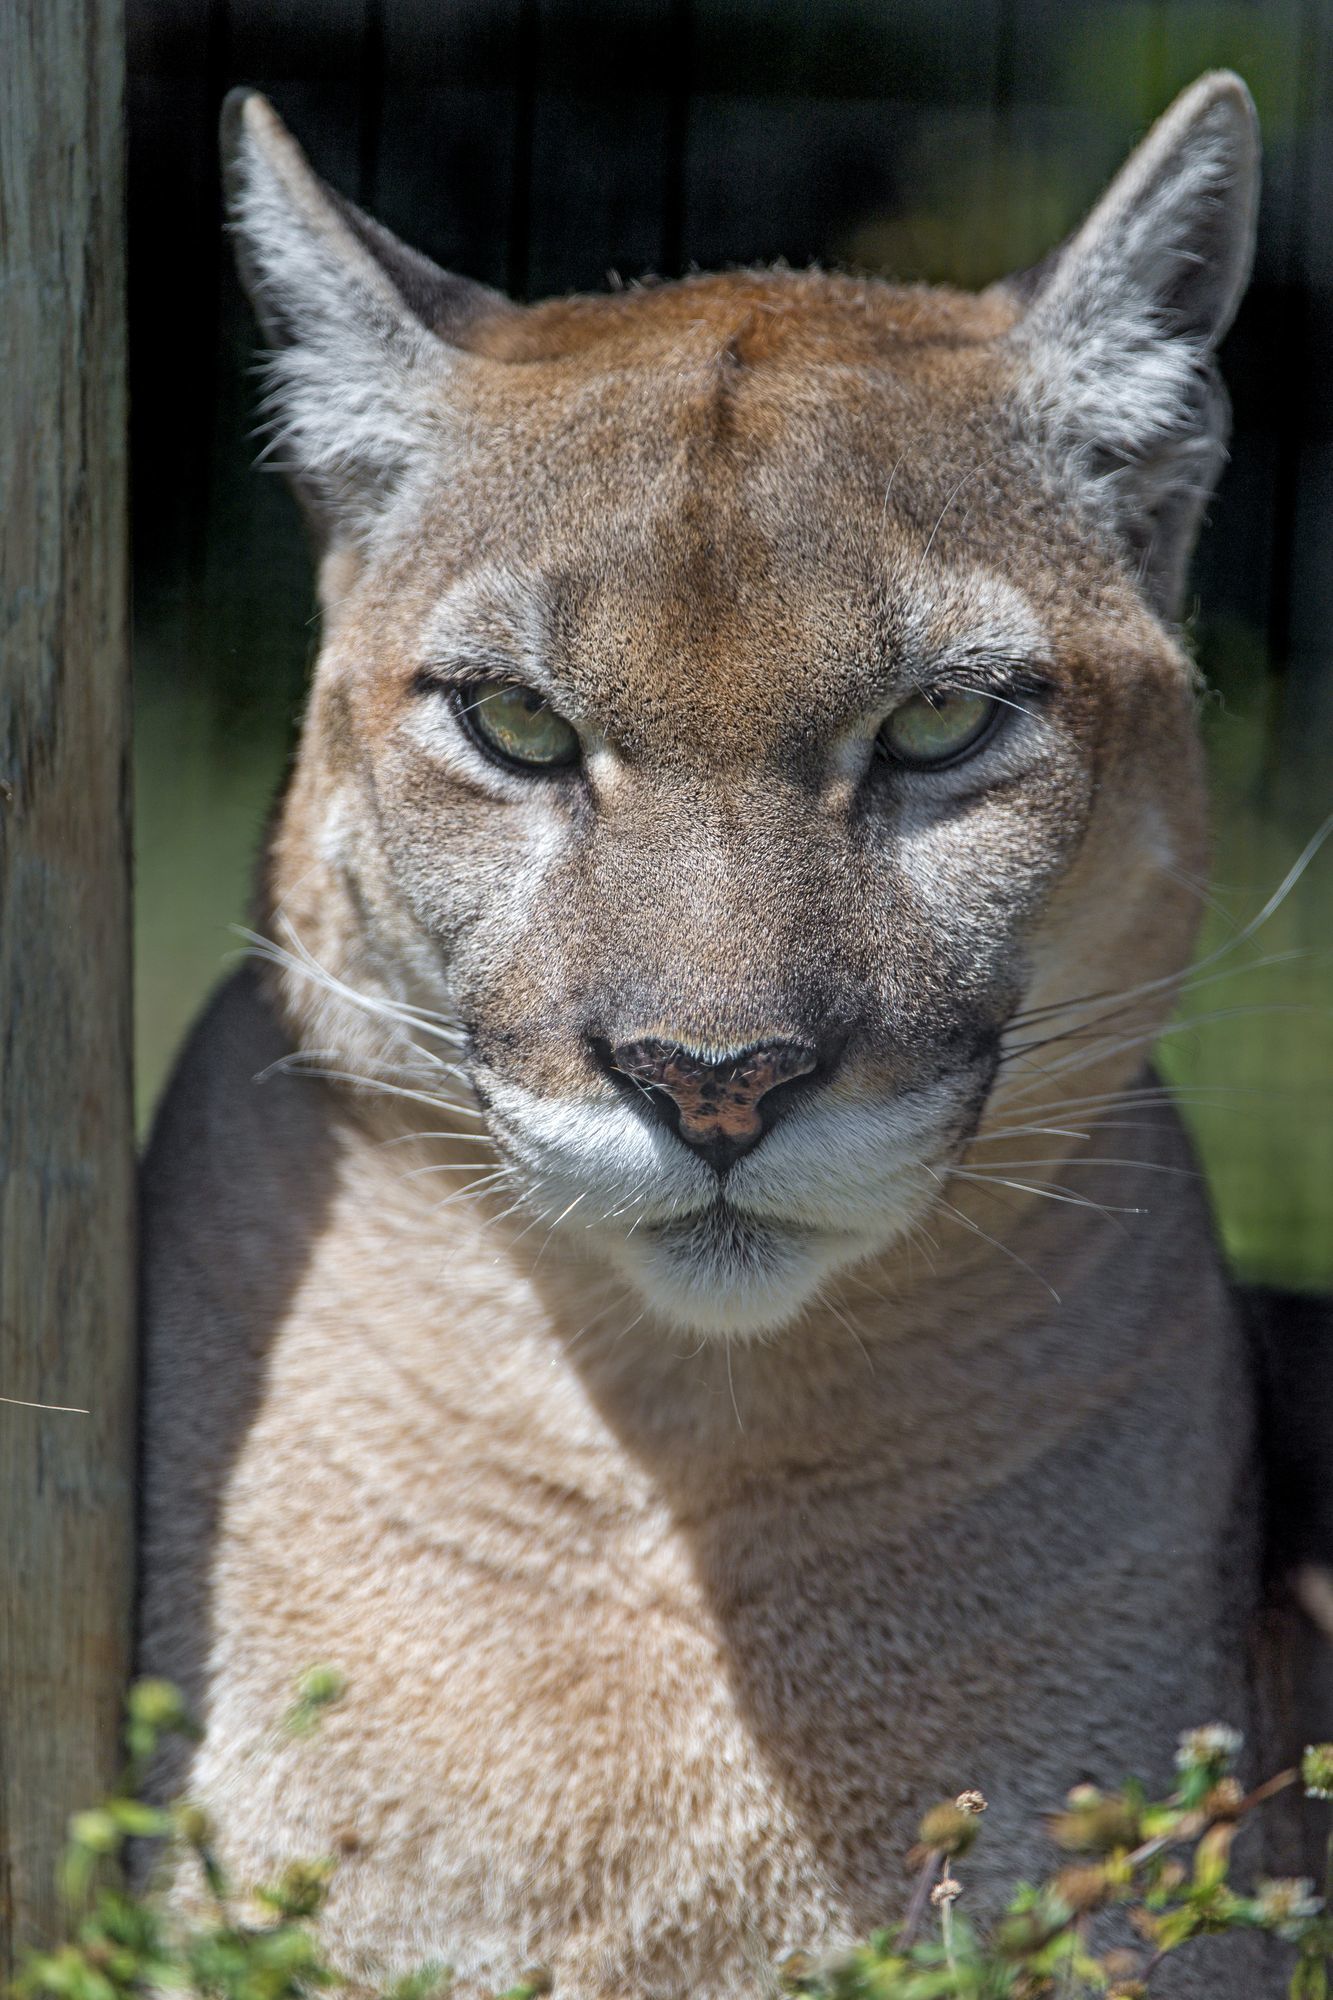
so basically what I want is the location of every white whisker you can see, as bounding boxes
[949,1168,1142,1224]
[961,1156,1196,1176]
[925,1172,1062,1303]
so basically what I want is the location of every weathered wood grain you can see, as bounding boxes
[0,0,135,1969]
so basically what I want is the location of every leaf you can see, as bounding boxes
[1290,1957,1330,2000]
[1194,1824,1237,1891]
[106,1797,173,1838]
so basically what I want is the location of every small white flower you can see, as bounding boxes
[1174,1723,1243,1772]
[1254,1877,1322,1939]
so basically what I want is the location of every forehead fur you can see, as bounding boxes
[455,267,1021,369]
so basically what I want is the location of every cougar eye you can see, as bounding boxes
[878,689,999,769]
[457,678,580,772]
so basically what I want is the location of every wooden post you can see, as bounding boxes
[0,0,135,1971]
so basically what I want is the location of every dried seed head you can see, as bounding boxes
[1048,1793,1141,1854]
[1103,1950,1141,1980]
[955,1789,987,1815]
[1204,1775,1245,1819]
[930,1876,962,1907]
[1052,1864,1112,1913]
[917,1802,980,1857]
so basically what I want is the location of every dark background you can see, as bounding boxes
[127,0,1333,1286]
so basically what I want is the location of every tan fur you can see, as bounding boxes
[141,76,1283,1995]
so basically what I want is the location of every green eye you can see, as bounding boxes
[879,689,999,769]
[459,679,580,772]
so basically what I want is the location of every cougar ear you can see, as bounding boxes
[221,89,506,542]
[1006,71,1259,620]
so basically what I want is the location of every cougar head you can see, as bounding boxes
[225,76,1258,1336]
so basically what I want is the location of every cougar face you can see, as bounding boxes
[232,78,1257,1335]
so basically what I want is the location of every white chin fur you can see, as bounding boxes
[592,1208,878,1340]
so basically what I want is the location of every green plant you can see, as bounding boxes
[13,1682,1333,2000]
[781,1731,1333,1999]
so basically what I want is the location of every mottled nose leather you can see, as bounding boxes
[610,1037,819,1149]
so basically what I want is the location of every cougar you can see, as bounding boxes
[140,71,1310,1996]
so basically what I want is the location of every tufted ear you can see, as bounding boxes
[1005,71,1259,620]
[221,89,507,543]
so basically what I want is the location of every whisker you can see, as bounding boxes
[820,1296,876,1376]
[507,1208,558,1250]
[725,1341,744,1433]
[257,1062,477,1118]
[1003,995,1315,1065]
[952,682,1041,722]
[971,1123,1093,1144]
[1003,815,1331,1038]
[621,1200,655,1240]
[917,459,996,570]
[989,1080,1261,1117]
[598,1183,645,1224]
[1,1394,90,1415]
[237,919,470,1050]
[376,1116,495,1150]
[1006,947,1309,1031]
[488,1185,547,1228]
[948,1168,1143,1224]
[561,1289,639,1359]
[520,1191,590,1267]
[999,1003,1317,1103]
[399,1152,502,1183]
[961,1156,1197,1177]
[924,1173,1062,1304]
[420,1168,512,1208]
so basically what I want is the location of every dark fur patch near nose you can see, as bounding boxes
[610,1038,818,1145]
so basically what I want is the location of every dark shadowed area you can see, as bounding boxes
[129,0,1332,1287]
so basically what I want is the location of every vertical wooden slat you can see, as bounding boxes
[0,0,135,1971]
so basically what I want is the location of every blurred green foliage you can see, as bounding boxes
[1161,627,1332,1292]
[16,1680,1333,2000]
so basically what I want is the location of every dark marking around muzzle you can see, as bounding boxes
[609,1036,819,1154]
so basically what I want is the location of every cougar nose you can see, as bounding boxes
[603,1035,821,1171]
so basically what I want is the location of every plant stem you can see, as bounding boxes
[899,1852,939,1949]
[941,1893,957,1977]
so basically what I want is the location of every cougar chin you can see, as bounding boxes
[595,1202,879,1339]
